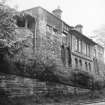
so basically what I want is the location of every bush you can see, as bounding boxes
[0,88,14,105]
[70,69,94,89]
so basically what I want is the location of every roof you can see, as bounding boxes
[70,29,96,44]
[22,6,97,45]
[96,42,104,49]
[22,6,73,29]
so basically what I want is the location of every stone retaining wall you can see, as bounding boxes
[0,73,89,97]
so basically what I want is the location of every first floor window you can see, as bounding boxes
[79,40,82,53]
[87,44,90,57]
[72,36,78,52]
[82,41,86,55]
[62,32,67,45]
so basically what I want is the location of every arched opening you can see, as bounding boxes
[79,59,82,70]
[14,13,35,32]
[85,62,88,71]
[75,58,78,68]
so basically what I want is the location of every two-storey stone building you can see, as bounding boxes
[15,6,104,76]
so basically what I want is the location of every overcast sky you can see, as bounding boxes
[5,0,105,36]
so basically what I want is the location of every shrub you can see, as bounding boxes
[0,88,14,105]
[70,69,94,89]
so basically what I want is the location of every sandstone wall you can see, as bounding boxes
[0,73,89,97]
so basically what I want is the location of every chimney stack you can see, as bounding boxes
[75,24,83,33]
[52,6,62,19]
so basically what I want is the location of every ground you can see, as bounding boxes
[5,89,105,105]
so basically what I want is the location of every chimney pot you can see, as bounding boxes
[75,24,83,33]
[52,6,62,19]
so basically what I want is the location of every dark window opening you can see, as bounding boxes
[16,16,34,30]
[75,58,78,68]
[79,60,82,67]
[16,18,25,27]
[85,62,88,71]
[63,31,67,35]
[61,45,66,66]
[89,63,91,71]
[67,46,72,66]
[53,28,58,34]
[28,21,32,29]
[27,18,34,30]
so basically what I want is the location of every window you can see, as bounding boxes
[85,62,88,71]
[61,45,66,66]
[53,28,58,34]
[17,18,25,27]
[62,32,67,45]
[89,63,91,71]
[63,24,69,32]
[67,46,72,66]
[82,41,86,55]
[75,38,78,51]
[79,60,82,67]
[72,36,78,52]
[75,58,78,68]
[46,24,52,33]
[94,48,96,57]
[79,40,82,53]
[87,44,90,57]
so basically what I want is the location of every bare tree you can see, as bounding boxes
[91,25,105,46]
[0,0,8,4]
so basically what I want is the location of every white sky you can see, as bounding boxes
[4,0,105,36]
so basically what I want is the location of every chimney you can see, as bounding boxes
[75,24,83,33]
[52,6,62,19]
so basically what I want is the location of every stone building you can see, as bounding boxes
[15,6,104,76]
[0,6,105,97]
[93,44,105,76]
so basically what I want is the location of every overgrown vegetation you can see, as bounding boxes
[0,1,105,93]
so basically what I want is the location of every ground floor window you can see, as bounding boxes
[79,59,82,69]
[75,58,78,68]
[67,46,72,66]
[85,62,88,71]
[61,45,66,66]
[89,63,91,71]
